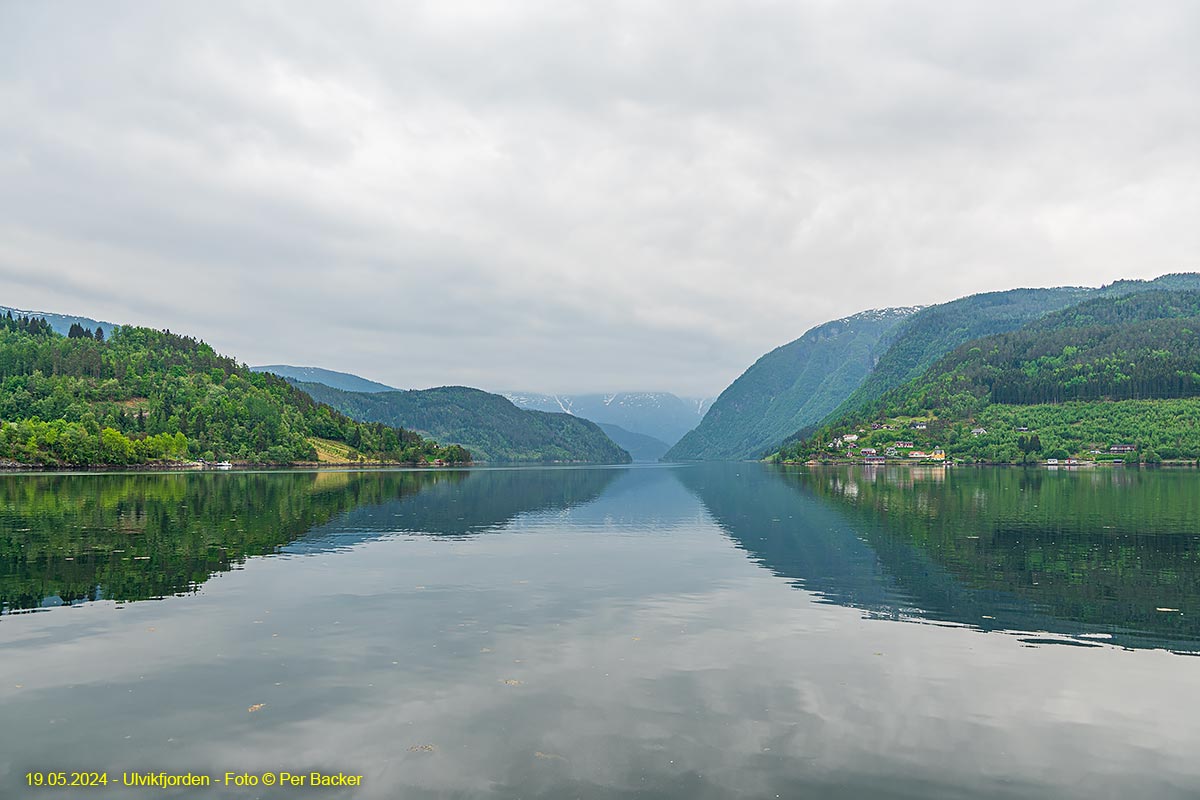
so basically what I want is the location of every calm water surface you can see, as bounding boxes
[1,464,1198,799]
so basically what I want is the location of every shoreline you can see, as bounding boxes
[0,459,470,473]
[0,458,639,473]
[778,459,1199,468]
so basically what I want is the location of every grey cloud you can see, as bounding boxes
[1,1,1197,395]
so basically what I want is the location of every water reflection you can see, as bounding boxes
[2,465,1199,799]
[6,464,1198,654]
[680,463,1200,652]
[0,468,618,613]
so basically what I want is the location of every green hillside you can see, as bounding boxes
[823,287,1093,424]
[772,273,1200,453]
[777,289,1200,464]
[0,312,469,466]
[294,382,631,464]
[664,308,918,461]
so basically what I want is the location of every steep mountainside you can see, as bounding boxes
[823,287,1092,426]
[294,382,631,464]
[665,307,919,461]
[503,392,708,445]
[252,364,397,393]
[0,313,467,466]
[822,274,1200,431]
[778,289,1200,463]
[596,423,671,462]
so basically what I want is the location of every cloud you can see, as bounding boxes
[1,1,1197,394]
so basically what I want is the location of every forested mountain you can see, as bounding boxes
[0,312,468,466]
[822,287,1092,425]
[596,422,671,462]
[664,307,919,461]
[294,382,631,464]
[777,289,1200,463]
[824,276,1200,429]
[503,391,708,445]
[252,364,398,393]
[669,273,1200,462]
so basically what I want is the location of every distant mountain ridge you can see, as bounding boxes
[665,307,921,461]
[595,423,671,462]
[503,391,710,446]
[293,382,631,464]
[252,365,398,393]
[0,304,121,339]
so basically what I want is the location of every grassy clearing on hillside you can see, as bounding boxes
[308,437,360,463]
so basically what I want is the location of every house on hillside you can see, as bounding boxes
[930,449,946,460]
[860,448,877,455]
[864,455,886,464]
[908,451,929,459]
[1110,444,1137,453]
[971,427,987,436]
[843,434,859,443]
[912,422,927,430]
[895,441,914,448]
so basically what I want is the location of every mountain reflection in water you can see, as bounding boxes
[4,464,1197,654]
[2,464,1199,799]
[0,467,618,613]
[680,463,1200,653]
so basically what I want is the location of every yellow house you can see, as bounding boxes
[930,448,946,461]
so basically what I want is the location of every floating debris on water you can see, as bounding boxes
[502,679,523,686]
[247,703,266,713]
[408,744,436,753]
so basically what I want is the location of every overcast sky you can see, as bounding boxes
[1,2,1197,396]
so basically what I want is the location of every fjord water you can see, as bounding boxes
[1,466,1198,799]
